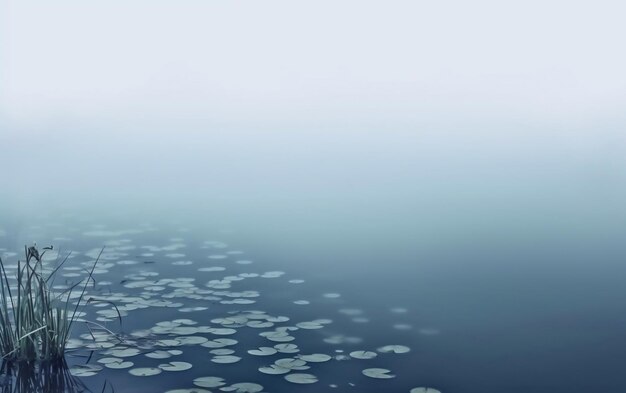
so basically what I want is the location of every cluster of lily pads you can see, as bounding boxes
[0,224,441,393]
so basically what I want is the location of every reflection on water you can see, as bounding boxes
[0,217,434,393]
[0,360,93,393]
[0,179,625,393]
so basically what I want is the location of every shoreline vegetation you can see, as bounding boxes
[0,245,102,362]
[0,359,91,393]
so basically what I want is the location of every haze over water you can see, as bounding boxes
[2,1,626,392]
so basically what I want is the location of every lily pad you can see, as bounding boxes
[377,345,410,354]
[146,350,174,359]
[349,351,378,360]
[129,367,162,376]
[298,353,332,363]
[193,376,226,388]
[210,355,241,364]
[159,361,193,371]
[248,347,277,356]
[108,348,141,357]
[274,343,299,353]
[69,364,103,377]
[258,365,290,375]
[221,383,264,393]
[284,373,318,384]
[105,360,134,369]
[210,348,235,355]
[362,368,395,379]
[275,358,308,370]
[97,357,124,364]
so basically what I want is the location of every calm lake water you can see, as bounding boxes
[0,127,626,393]
[1,183,625,393]
[3,0,626,389]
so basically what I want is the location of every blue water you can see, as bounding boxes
[1,191,625,393]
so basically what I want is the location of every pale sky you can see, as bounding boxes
[1,1,625,203]
[1,0,625,130]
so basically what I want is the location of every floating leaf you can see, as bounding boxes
[69,365,102,377]
[108,348,141,357]
[248,347,277,356]
[146,350,174,359]
[129,367,162,377]
[105,360,134,369]
[274,343,299,353]
[295,322,323,330]
[159,361,192,371]
[97,357,124,364]
[210,348,235,355]
[201,338,238,348]
[258,365,290,375]
[349,351,378,360]
[275,358,308,370]
[221,382,264,393]
[193,376,226,388]
[284,373,318,384]
[298,353,331,363]
[177,336,209,345]
[377,345,410,354]
[362,368,395,379]
[210,355,241,364]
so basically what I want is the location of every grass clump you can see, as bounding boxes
[0,359,90,393]
[0,245,100,362]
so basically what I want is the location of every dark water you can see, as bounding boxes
[1,189,625,393]
[1,127,625,392]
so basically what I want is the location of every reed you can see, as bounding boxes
[0,245,101,361]
[0,359,91,393]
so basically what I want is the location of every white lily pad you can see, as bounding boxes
[157,339,183,347]
[201,338,238,348]
[69,365,103,377]
[298,353,332,363]
[295,322,323,330]
[170,326,200,335]
[258,365,290,375]
[377,345,410,354]
[159,361,193,371]
[210,348,235,355]
[193,376,226,388]
[210,355,241,364]
[129,367,162,376]
[97,357,124,364]
[177,336,209,345]
[362,368,395,379]
[248,347,277,356]
[105,361,134,369]
[410,388,442,393]
[274,343,299,353]
[275,358,308,370]
[209,328,237,335]
[284,373,318,384]
[146,350,174,359]
[349,351,378,359]
[221,382,264,393]
[108,348,141,357]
